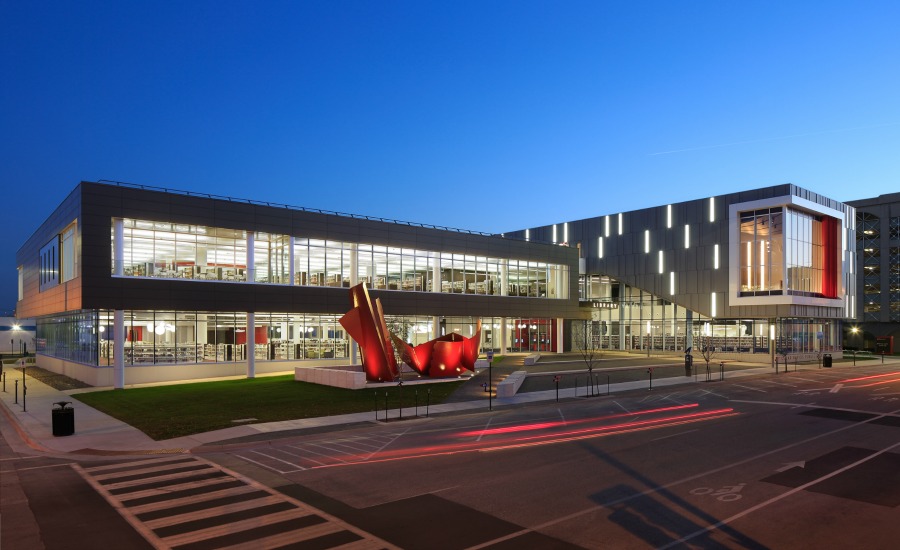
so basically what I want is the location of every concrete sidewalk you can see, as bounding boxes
[1,358,894,456]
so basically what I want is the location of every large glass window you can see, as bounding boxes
[115,218,569,300]
[739,208,784,294]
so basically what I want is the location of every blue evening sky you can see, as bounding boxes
[2,1,899,314]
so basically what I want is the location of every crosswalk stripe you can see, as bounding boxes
[143,494,285,529]
[328,538,388,550]
[90,461,206,481]
[160,508,314,547]
[83,455,191,473]
[127,484,261,515]
[118,476,239,502]
[210,522,348,550]
[101,465,219,490]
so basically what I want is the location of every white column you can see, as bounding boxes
[246,232,255,282]
[500,317,508,354]
[246,312,256,378]
[500,261,509,296]
[349,243,359,365]
[433,315,440,338]
[432,254,441,293]
[556,318,564,353]
[350,243,358,286]
[288,236,295,285]
[113,218,124,276]
[113,310,124,389]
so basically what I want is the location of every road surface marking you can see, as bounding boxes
[659,440,900,549]
[614,401,630,412]
[1,462,76,473]
[650,429,698,442]
[733,384,767,393]
[830,383,844,393]
[776,460,806,472]
[75,455,395,550]
[475,417,494,442]
[469,407,900,548]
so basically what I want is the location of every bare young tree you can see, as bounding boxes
[698,332,718,372]
[572,320,602,395]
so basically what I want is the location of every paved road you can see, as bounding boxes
[198,364,900,549]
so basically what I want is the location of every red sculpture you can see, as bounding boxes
[390,320,482,378]
[338,284,399,382]
[340,283,481,381]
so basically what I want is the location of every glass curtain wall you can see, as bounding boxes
[116,218,569,299]
[582,281,839,355]
[739,208,785,294]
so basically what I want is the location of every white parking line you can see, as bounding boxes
[733,384,767,393]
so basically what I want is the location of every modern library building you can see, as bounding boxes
[16,181,582,386]
[16,180,856,387]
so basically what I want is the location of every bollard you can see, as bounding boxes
[2,371,5,392]
[385,391,388,421]
[648,368,653,391]
[375,390,379,422]
[720,362,725,381]
[426,388,430,417]
[554,375,559,402]
[415,389,418,418]
[14,379,18,404]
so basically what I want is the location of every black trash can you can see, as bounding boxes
[52,401,74,436]
[823,353,832,368]
[685,353,693,376]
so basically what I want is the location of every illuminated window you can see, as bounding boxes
[667,204,672,228]
[525,228,530,242]
[684,225,690,248]
[604,216,610,237]
[711,292,717,317]
[714,244,719,269]
[60,221,77,282]
[598,237,604,259]
[552,224,557,244]
[669,271,675,295]
[618,213,623,235]
[644,230,650,253]
[563,222,568,243]
[710,197,716,222]
[658,250,664,273]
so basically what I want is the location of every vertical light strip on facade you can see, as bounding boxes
[667,204,672,228]
[525,229,530,242]
[684,224,690,248]
[670,271,675,294]
[604,215,610,237]
[715,244,720,269]
[618,213,623,235]
[552,224,557,244]
[598,237,604,258]
[711,292,717,317]
[759,240,766,289]
[644,230,650,253]
[710,197,716,222]
[563,222,568,244]
[658,250,664,273]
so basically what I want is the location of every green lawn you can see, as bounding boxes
[73,375,464,440]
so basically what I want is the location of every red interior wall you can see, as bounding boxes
[822,216,838,299]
